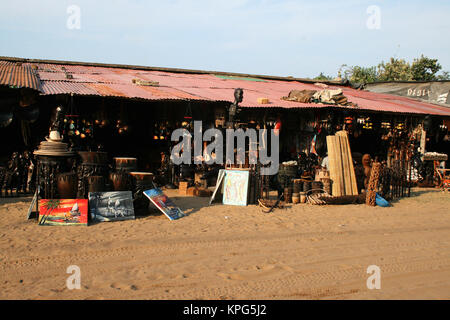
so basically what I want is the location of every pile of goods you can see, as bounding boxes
[308,193,366,205]
[179,181,212,197]
[281,87,358,108]
[281,90,316,103]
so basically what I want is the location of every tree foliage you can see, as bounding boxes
[410,55,442,81]
[436,71,450,80]
[377,58,412,81]
[333,55,448,84]
[338,64,377,84]
[351,65,378,83]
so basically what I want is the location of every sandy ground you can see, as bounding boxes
[0,188,449,300]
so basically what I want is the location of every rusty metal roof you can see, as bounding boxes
[0,61,40,91]
[40,81,98,95]
[0,57,449,116]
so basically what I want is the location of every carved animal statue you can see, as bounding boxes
[2,152,20,196]
[362,154,372,190]
[24,150,35,193]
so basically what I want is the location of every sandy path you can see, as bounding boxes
[0,188,449,300]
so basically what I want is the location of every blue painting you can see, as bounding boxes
[144,188,185,220]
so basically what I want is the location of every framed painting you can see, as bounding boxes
[27,186,39,220]
[38,199,88,226]
[208,169,225,205]
[143,188,185,221]
[88,191,135,222]
[222,170,249,206]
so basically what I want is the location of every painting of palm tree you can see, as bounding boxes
[39,199,61,225]
[38,199,88,226]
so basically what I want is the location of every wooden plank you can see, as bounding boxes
[346,136,359,195]
[334,135,345,196]
[420,129,426,160]
[326,136,337,196]
[327,136,342,196]
[332,136,342,196]
[344,135,354,195]
[339,135,352,195]
[337,132,352,195]
[337,131,358,195]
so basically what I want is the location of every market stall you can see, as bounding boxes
[1,58,449,224]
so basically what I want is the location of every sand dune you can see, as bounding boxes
[0,188,449,300]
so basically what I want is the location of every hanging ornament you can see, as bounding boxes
[274,118,282,136]
[381,121,391,129]
[362,117,373,130]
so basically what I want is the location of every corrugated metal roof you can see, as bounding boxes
[40,81,98,95]
[341,88,450,115]
[0,61,40,91]
[1,59,448,116]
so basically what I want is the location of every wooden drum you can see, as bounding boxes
[114,157,137,173]
[129,172,154,192]
[57,172,78,199]
[109,172,131,191]
[86,176,106,193]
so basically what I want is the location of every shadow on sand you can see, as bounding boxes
[0,195,33,205]
[387,187,440,205]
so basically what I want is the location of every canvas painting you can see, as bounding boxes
[38,199,88,226]
[209,169,225,205]
[27,186,39,220]
[143,188,185,221]
[88,191,135,222]
[222,170,249,206]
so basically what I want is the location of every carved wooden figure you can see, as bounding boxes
[362,154,372,190]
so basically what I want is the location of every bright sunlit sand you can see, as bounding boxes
[0,188,449,300]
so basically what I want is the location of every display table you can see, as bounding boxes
[33,138,76,199]
[35,155,73,199]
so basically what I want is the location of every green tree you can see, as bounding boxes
[377,57,412,81]
[330,55,447,83]
[410,55,442,81]
[337,64,378,84]
[349,65,378,83]
[436,71,450,80]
